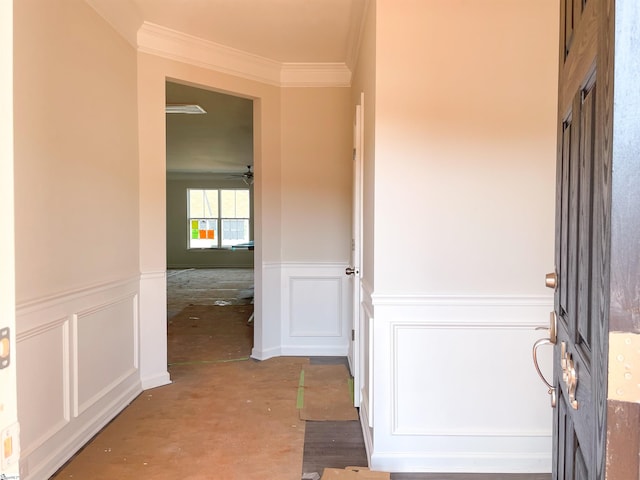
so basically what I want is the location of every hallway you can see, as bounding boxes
[50,269,551,480]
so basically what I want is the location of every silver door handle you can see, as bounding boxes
[532,311,558,408]
[532,338,557,408]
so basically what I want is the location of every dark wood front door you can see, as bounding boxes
[553,0,605,478]
[552,0,640,478]
[553,0,607,480]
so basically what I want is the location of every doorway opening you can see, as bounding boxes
[165,81,256,365]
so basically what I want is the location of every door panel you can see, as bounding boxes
[553,0,607,477]
[548,0,640,477]
[347,94,364,407]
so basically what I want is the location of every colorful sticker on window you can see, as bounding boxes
[192,219,215,241]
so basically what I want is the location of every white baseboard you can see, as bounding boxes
[251,345,281,361]
[21,375,141,480]
[370,451,552,473]
[280,344,349,357]
[359,391,374,466]
[141,372,172,390]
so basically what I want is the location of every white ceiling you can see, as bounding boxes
[133,0,366,65]
[86,0,368,175]
[87,0,368,66]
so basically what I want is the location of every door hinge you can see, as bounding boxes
[0,327,10,369]
[352,329,355,341]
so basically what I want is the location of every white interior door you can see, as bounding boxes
[347,93,364,407]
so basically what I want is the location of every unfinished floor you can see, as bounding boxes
[51,268,550,479]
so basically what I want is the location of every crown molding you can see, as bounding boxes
[137,22,281,85]
[280,63,351,87]
[137,22,351,87]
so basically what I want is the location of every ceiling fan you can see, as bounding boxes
[227,165,254,185]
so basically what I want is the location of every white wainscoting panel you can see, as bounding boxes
[16,277,142,480]
[17,317,70,458]
[280,263,350,356]
[252,262,282,360]
[289,277,342,336]
[139,271,171,389]
[365,293,554,474]
[392,324,550,436]
[361,279,374,428]
[359,279,375,457]
[74,295,138,416]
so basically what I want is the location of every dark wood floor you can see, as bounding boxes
[302,420,368,475]
[301,418,550,480]
[302,358,550,480]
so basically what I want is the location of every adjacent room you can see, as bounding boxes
[165,81,256,355]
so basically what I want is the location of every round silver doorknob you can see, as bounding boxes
[545,272,558,290]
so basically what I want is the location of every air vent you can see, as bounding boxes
[165,104,207,114]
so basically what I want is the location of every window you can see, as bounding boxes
[188,189,250,248]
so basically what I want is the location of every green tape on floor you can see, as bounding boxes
[168,356,250,366]
[348,377,354,404]
[296,369,305,409]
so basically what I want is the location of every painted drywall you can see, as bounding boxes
[166,174,255,268]
[13,1,142,478]
[0,0,19,476]
[280,87,352,263]
[13,0,140,303]
[137,54,359,360]
[137,53,283,361]
[359,0,559,472]
[350,0,376,291]
[374,0,558,295]
[137,55,282,272]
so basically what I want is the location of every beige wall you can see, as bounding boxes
[13,2,143,477]
[350,0,376,289]
[361,3,559,471]
[13,0,140,303]
[168,89,354,268]
[137,54,283,272]
[0,0,18,476]
[280,87,352,263]
[374,0,558,294]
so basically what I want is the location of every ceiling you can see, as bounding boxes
[165,82,254,175]
[133,0,366,65]
[86,0,367,175]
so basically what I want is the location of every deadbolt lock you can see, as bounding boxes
[545,271,558,290]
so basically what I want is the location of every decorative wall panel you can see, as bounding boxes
[280,263,350,356]
[16,277,141,480]
[366,294,554,473]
